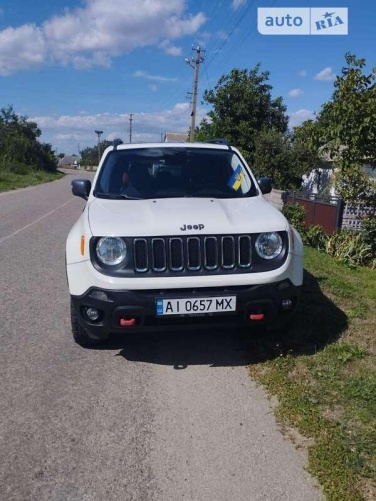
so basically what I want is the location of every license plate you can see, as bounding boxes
[156,296,236,316]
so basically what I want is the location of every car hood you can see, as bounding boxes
[87,196,288,237]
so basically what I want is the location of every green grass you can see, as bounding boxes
[248,246,376,500]
[0,170,64,192]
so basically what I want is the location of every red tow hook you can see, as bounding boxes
[120,318,136,327]
[249,313,265,321]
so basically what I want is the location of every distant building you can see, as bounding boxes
[58,155,81,168]
[163,132,188,143]
[301,145,375,197]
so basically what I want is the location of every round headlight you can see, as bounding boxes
[96,237,127,265]
[255,232,283,260]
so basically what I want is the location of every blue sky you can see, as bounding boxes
[0,0,374,155]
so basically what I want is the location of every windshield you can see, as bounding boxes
[94,147,257,199]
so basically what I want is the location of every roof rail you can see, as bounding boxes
[206,138,230,146]
[112,139,123,150]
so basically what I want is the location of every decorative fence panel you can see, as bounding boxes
[283,192,343,234]
[274,191,375,234]
[341,203,376,230]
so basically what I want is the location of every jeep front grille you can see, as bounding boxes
[133,235,252,274]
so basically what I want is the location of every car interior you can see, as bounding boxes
[95,148,256,199]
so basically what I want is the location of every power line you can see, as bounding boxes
[205,0,278,79]
[153,3,239,112]
[218,0,279,68]
[203,60,212,93]
[205,0,255,72]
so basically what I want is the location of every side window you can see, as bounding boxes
[95,159,111,193]
[95,153,128,194]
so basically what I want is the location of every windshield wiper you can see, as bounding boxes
[119,193,144,200]
[94,192,143,200]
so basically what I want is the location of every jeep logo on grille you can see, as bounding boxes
[180,224,205,231]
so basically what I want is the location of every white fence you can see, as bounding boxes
[341,203,376,230]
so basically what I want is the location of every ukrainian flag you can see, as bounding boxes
[227,165,244,191]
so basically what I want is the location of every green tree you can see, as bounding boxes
[319,53,376,202]
[332,163,373,202]
[80,139,116,166]
[318,52,376,168]
[79,146,96,167]
[292,119,326,173]
[292,53,376,202]
[196,66,288,164]
[0,105,57,172]
[253,129,305,189]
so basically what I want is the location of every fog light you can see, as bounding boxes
[85,307,100,321]
[281,299,293,311]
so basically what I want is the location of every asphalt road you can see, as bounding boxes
[0,171,322,501]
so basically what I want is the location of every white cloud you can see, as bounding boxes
[289,109,315,128]
[288,88,304,98]
[0,0,206,75]
[0,24,47,75]
[158,40,183,56]
[298,70,307,77]
[31,104,208,153]
[133,70,178,83]
[314,67,336,81]
[149,84,158,92]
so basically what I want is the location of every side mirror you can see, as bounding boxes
[72,179,91,200]
[256,177,273,195]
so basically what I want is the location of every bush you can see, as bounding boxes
[305,225,327,250]
[281,203,375,268]
[325,229,373,267]
[6,162,32,175]
[361,216,376,255]
[282,203,306,235]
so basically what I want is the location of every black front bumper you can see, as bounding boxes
[71,280,302,340]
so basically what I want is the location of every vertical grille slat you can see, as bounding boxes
[170,238,184,271]
[152,238,167,271]
[133,234,253,273]
[134,238,148,272]
[238,235,252,268]
[187,237,201,271]
[221,236,235,269]
[204,236,218,270]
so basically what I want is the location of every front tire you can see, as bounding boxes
[70,299,104,347]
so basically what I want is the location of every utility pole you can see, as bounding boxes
[129,113,134,143]
[185,46,205,142]
[94,130,103,166]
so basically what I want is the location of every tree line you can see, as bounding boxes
[0,106,57,174]
[79,140,121,167]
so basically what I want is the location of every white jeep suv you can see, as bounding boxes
[66,140,303,346]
